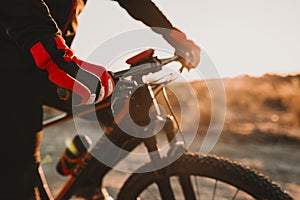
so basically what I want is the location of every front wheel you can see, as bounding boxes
[117,153,292,200]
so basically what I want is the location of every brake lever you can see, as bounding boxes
[159,55,180,66]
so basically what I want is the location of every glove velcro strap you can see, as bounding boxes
[30,41,52,70]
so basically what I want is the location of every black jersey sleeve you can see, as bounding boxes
[0,0,60,49]
[114,0,173,30]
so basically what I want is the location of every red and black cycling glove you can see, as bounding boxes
[30,36,114,106]
[162,28,201,71]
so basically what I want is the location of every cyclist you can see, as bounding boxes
[0,0,200,199]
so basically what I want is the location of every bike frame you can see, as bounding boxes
[38,52,185,200]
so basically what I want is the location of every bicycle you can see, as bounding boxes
[38,49,293,200]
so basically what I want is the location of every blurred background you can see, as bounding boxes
[72,0,300,78]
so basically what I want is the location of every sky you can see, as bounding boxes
[72,0,300,78]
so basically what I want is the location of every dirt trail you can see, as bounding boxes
[208,129,300,199]
[40,119,300,199]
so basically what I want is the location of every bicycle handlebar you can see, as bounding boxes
[113,49,181,80]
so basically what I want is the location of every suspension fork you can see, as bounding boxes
[142,84,184,164]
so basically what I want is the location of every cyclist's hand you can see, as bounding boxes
[30,36,114,106]
[164,28,201,72]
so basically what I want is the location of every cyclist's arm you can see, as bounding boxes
[1,0,114,105]
[1,0,60,49]
[114,0,174,31]
[114,0,201,69]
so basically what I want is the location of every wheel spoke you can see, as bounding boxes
[232,188,239,200]
[193,176,201,199]
[178,175,196,200]
[156,178,175,200]
[212,180,218,200]
[117,154,292,200]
